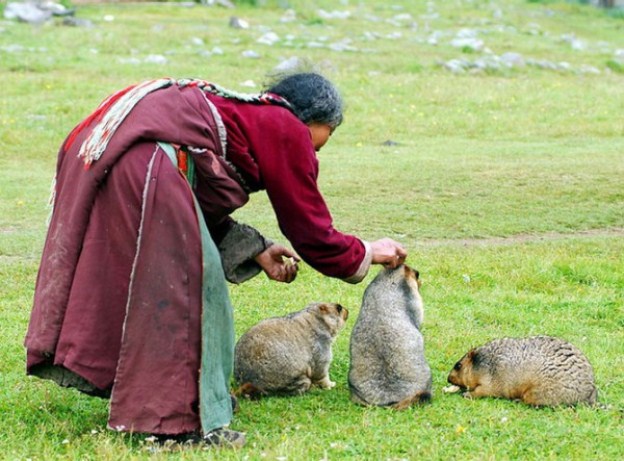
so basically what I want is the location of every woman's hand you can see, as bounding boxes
[254,244,300,283]
[370,238,407,269]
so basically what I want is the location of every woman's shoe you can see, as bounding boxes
[153,428,245,449]
[203,428,246,448]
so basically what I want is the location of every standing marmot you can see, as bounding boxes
[447,335,597,406]
[348,265,432,409]
[234,302,348,397]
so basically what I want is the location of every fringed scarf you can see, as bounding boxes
[66,77,294,167]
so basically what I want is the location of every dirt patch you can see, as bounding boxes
[417,228,624,248]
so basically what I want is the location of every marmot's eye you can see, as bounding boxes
[454,362,462,371]
[336,304,343,312]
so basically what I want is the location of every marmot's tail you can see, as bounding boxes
[349,380,432,409]
[392,390,432,410]
[234,382,267,400]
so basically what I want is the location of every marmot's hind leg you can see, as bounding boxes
[520,385,548,406]
[287,375,312,395]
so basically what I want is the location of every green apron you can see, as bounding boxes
[160,142,234,433]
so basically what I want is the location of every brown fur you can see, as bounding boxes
[233,382,266,400]
[234,302,348,397]
[447,336,597,407]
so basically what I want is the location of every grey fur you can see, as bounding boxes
[234,302,348,396]
[348,265,432,408]
[448,336,597,406]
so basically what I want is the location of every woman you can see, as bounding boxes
[24,72,407,448]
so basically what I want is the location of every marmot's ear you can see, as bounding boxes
[318,303,329,314]
[414,269,423,288]
[404,265,421,282]
[468,349,482,367]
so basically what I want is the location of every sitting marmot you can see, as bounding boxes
[348,265,432,409]
[234,302,348,397]
[447,335,597,406]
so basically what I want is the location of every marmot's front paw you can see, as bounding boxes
[318,378,336,389]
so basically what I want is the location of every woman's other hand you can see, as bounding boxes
[370,238,407,269]
[255,244,300,283]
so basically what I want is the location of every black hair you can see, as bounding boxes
[265,72,344,128]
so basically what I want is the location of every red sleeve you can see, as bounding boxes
[250,107,366,279]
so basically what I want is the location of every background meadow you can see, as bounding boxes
[1,0,623,459]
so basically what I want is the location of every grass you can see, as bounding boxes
[1,0,623,459]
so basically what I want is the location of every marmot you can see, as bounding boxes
[348,265,432,409]
[447,335,597,406]
[234,302,348,397]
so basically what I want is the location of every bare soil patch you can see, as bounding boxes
[418,228,624,248]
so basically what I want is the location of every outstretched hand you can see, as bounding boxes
[370,238,408,269]
[254,244,300,283]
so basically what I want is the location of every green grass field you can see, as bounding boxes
[1,0,623,459]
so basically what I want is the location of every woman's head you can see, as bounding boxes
[265,72,344,129]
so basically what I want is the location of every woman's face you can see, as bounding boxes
[308,123,334,151]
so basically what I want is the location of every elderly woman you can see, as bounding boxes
[24,72,407,448]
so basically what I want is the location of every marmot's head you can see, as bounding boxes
[375,264,421,286]
[447,349,482,390]
[307,302,348,336]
